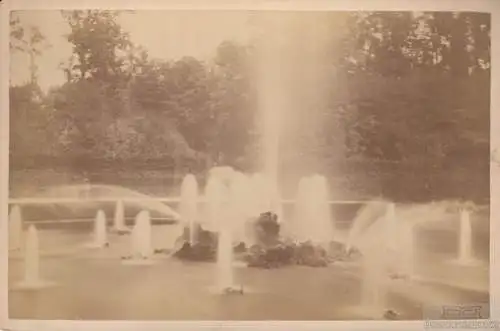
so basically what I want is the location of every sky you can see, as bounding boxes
[10,10,254,92]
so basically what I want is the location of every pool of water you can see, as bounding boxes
[8,224,490,320]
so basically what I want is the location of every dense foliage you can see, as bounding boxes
[9,11,490,202]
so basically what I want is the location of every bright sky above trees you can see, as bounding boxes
[10,10,253,91]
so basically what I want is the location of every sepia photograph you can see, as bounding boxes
[4,2,493,324]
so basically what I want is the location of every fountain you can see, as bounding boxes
[84,210,108,249]
[205,172,243,294]
[345,200,387,253]
[458,208,473,262]
[215,224,237,291]
[179,174,199,244]
[113,200,129,232]
[11,225,56,290]
[341,203,394,317]
[448,208,482,266]
[9,205,23,251]
[122,210,155,265]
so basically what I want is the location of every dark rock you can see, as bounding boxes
[222,286,244,295]
[384,309,400,320]
[253,212,281,246]
[234,242,247,253]
[173,240,217,262]
[153,248,170,255]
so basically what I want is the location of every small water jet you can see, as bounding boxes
[113,200,129,233]
[345,200,387,253]
[215,225,237,291]
[84,210,109,249]
[11,225,57,290]
[179,174,199,245]
[458,208,473,262]
[122,210,155,265]
[448,208,482,266]
[209,177,244,295]
[9,205,23,251]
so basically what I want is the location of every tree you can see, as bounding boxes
[10,14,51,85]
[61,10,133,85]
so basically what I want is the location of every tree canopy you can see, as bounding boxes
[9,11,490,202]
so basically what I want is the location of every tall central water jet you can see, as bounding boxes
[254,15,291,215]
[179,174,199,244]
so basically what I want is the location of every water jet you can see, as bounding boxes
[11,225,57,290]
[84,210,109,249]
[122,210,155,265]
[113,200,129,233]
[9,205,23,251]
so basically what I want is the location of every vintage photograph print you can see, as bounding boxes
[7,8,490,321]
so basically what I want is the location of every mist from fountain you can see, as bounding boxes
[9,205,23,251]
[204,175,225,233]
[229,172,253,243]
[292,175,334,244]
[179,174,199,244]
